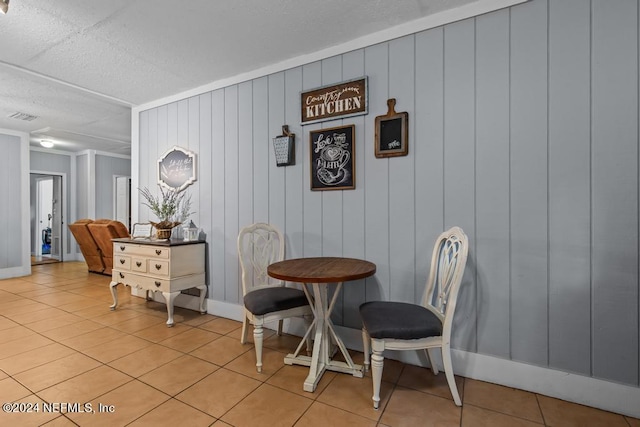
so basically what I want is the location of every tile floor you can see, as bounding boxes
[0,262,637,427]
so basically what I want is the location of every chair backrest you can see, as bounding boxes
[237,223,285,296]
[68,219,105,273]
[421,226,469,341]
[87,219,130,274]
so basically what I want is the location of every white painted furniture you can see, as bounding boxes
[237,223,312,373]
[360,227,469,408]
[268,257,377,392]
[109,238,206,327]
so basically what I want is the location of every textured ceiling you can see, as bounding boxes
[0,0,478,156]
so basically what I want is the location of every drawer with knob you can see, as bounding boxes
[131,257,147,273]
[115,256,131,270]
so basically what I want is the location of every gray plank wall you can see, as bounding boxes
[137,0,640,387]
[0,133,23,269]
[30,151,73,257]
[95,154,131,219]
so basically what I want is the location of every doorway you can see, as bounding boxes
[31,173,63,265]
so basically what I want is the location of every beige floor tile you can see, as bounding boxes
[38,365,132,403]
[537,394,629,427]
[57,297,107,313]
[90,308,145,326]
[627,416,640,427]
[39,319,104,341]
[158,326,222,352]
[267,363,336,399]
[0,343,75,375]
[82,334,153,363]
[317,372,390,421]
[0,325,36,344]
[190,335,252,366]
[221,383,313,427]
[228,324,277,344]
[182,312,219,327]
[226,347,288,381]
[0,376,32,401]
[199,317,243,335]
[59,327,127,351]
[263,333,307,354]
[138,354,219,396]
[176,368,261,418]
[397,363,464,402]
[380,386,461,427]
[296,401,377,427]
[133,322,192,342]
[463,379,543,423]
[127,398,216,426]
[14,352,101,392]
[110,313,167,333]
[0,395,59,426]
[0,334,54,359]
[108,343,183,377]
[66,380,170,427]
[40,415,80,426]
[24,313,85,332]
[8,306,70,324]
[0,316,18,330]
[461,404,544,427]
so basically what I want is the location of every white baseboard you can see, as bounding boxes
[0,265,31,280]
[138,295,640,419]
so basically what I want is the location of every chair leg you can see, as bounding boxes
[426,348,439,375]
[253,324,264,373]
[442,345,461,406]
[362,328,370,372]
[277,319,283,336]
[371,345,384,410]
[240,315,249,344]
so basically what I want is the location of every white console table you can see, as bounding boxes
[109,238,206,327]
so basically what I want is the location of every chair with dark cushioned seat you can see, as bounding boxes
[360,226,468,408]
[237,223,312,373]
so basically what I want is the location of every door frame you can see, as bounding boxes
[31,171,67,262]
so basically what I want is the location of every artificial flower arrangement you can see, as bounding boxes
[139,185,193,234]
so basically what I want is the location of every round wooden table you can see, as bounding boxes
[268,257,376,392]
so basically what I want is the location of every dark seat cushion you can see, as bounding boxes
[244,287,309,316]
[359,301,442,340]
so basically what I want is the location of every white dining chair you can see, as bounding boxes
[360,226,469,408]
[237,223,312,372]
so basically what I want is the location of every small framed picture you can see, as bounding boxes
[375,98,408,158]
[310,124,355,191]
[132,223,153,239]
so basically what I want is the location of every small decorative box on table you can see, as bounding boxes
[109,238,207,327]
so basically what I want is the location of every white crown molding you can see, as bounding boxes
[133,0,529,114]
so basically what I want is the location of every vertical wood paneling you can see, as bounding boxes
[284,68,304,259]
[302,62,323,257]
[510,0,548,365]
[178,99,189,151]
[547,0,591,375]
[188,97,199,154]
[76,154,89,220]
[199,93,212,260]
[388,35,416,304]
[211,89,226,301]
[415,28,445,302]
[591,0,639,385]
[342,49,367,329]
[224,86,240,304]
[475,9,511,358]
[268,73,286,234]
[0,135,20,267]
[444,19,477,352]
[147,108,159,208]
[167,102,178,153]
[364,43,390,302]
[157,105,169,168]
[253,77,270,224]
[138,111,150,221]
[238,81,254,235]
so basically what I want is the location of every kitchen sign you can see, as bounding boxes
[301,77,368,125]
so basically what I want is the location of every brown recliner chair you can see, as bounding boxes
[87,219,130,275]
[68,219,105,274]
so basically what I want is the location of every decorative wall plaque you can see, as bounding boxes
[157,146,197,192]
[374,99,408,158]
[310,124,355,191]
[301,77,368,125]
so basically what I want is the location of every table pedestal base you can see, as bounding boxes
[283,282,364,392]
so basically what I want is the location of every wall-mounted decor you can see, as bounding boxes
[310,124,355,191]
[273,125,295,166]
[301,77,368,125]
[375,98,408,158]
[157,146,197,192]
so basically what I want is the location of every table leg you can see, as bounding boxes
[161,291,179,327]
[109,281,119,310]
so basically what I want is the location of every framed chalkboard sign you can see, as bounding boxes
[310,124,355,191]
[375,98,408,158]
[157,146,197,192]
